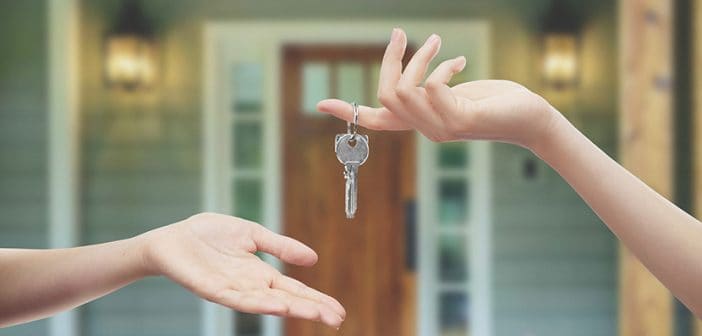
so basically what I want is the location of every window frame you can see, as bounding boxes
[417,139,493,336]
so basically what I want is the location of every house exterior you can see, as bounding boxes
[0,0,695,336]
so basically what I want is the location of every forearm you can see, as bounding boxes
[0,236,150,327]
[533,111,702,315]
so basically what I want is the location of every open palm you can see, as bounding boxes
[141,213,345,328]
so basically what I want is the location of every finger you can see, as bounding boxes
[269,289,344,328]
[398,34,441,88]
[377,28,407,105]
[213,289,288,316]
[425,56,466,113]
[272,275,346,319]
[317,99,411,131]
[426,56,466,86]
[250,225,318,266]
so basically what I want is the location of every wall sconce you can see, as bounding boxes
[105,0,156,90]
[541,1,581,90]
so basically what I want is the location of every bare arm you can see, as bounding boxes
[318,28,702,316]
[533,113,702,316]
[0,213,345,328]
[0,239,146,326]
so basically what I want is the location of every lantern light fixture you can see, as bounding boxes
[541,1,581,90]
[104,0,156,90]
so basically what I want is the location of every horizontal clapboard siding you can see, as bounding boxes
[79,144,202,334]
[81,278,199,336]
[492,143,617,336]
[0,0,48,335]
[76,0,204,332]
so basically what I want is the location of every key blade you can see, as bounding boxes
[344,164,358,219]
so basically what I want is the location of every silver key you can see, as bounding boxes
[335,133,369,219]
[334,102,369,219]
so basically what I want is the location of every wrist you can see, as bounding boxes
[129,231,160,278]
[527,105,572,159]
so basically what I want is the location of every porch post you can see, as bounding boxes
[693,0,702,333]
[619,0,674,335]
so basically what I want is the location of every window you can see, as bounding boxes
[418,140,492,336]
[230,63,265,335]
[300,59,378,113]
[301,62,330,115]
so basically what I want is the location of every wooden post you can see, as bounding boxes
[693,0,702,333]
[619,0,674,335]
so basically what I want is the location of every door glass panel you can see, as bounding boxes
[232,121,262,169]
[232,63,263,114]
[233,178,262,222]
[439,292,469,336]
[369,62,380,106]
[302,62,329,115]
[235,313,261,336]
[439,233,468,282]
[438,142,468,169]
[438,178,469,226]
[337,62,364,104]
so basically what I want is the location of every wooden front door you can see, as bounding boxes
[282,45,416,336]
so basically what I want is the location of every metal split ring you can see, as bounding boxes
[347,102,359,139]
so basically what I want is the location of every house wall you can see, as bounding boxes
[0,1,49,335]
[0,0,620,335]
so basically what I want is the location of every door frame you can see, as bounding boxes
[202,20,492,336]
[48,0,81,335]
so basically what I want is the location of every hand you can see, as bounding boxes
[317,28,560,150]
[138,213,346,328]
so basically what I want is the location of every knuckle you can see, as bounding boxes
[424,80,442,92]
[395,85,413,100]
[377,89,394,106]
[378,95,393,107]
[365,117,383,130]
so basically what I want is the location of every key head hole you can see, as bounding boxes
[347,138,357,147]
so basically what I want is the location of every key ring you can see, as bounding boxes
[347,102,359,139]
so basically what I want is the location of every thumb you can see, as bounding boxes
[251,225,318,267]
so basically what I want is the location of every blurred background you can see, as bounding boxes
[0,0,698,335]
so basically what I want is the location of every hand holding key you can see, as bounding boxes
[317,28,558,151]
[318,28,702,319]
[335,103,369,219]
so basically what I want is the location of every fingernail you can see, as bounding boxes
[391,28,400,41]
[427,34,439,45]
[455,56,467,69]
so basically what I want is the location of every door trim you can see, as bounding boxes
[48,0,81,335]
[202,19,491,336]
